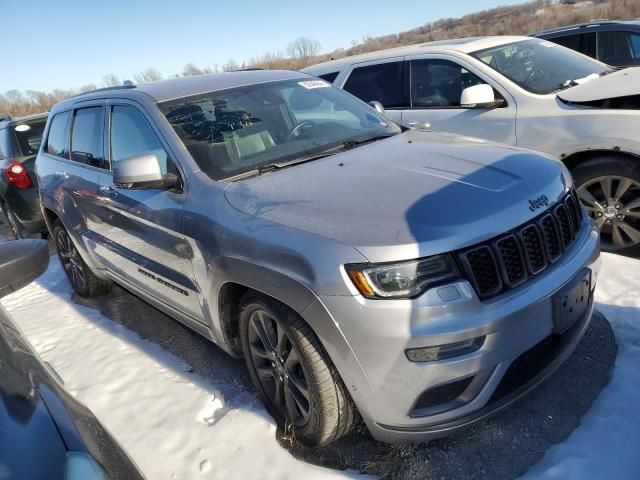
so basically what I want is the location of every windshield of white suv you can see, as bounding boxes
[159,78,401,180]
[470,39,611,95]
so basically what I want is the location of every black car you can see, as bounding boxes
[532,19,640,67]
[0,114,49,239]
[0,239,145,480]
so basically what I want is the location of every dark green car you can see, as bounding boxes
[0,114,48,238]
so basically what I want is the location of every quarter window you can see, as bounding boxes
[343,61,406,108]
[318,71,339,83]
[71,107,105,168]
[410,59,487,108]
[110,105,173,174]
[46,111,71,159]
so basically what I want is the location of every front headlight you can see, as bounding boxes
[345,254,459,299]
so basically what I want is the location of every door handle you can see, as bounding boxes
[407,122,432,130]
[99,185,118,198]
[55,170,69,179]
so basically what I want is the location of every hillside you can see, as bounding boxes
[2,0,640,116]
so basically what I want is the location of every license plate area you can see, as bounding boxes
[553,269,592,335]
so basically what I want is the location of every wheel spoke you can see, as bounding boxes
[273,375,284,408]
[249,342,271,360]
[255,364,275,382]
[594,216,606,229]
[287,371,310,402]
[275,325,288,359]
[623,197,640,212]
[619,222,640,243]
[285,380,310,421]
[576,186,601,209]
[600,177,613,201]
[612,224,626,247]
[251,312,276,353]
[615,178,632,201]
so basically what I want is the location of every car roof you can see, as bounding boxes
[53,70,311,111]
[532,19,640,37]
[302,36,531,75]
[0,112,48,129]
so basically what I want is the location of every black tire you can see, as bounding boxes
[572,156,640,257]
[1,203,25,239]
[52,219,111,297]
[239,292,357,447]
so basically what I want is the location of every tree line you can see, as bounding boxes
[2,0,639,117]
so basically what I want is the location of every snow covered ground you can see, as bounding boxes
[1,249,639,479]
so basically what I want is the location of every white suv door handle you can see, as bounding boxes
[407,122,432,129]
[99,185,118,198]
[55,170,69,179]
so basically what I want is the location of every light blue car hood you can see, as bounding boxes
[224,130,570,262]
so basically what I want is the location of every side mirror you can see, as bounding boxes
[113,153,177,190]
[368,101,385,115]
[0,239,49,299]
[460,84,503,109]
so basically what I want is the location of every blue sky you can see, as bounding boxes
[2,0,524,92]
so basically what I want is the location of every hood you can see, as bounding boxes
[224,131,570,262]
[558,67,640,103]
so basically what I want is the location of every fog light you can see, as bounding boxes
[405,336,485,362]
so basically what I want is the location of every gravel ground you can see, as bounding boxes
[0,216,617,479]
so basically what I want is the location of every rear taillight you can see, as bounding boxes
[5,160,33,189]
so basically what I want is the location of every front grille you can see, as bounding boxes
[459,190,583,300]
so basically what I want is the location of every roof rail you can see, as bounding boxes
[69,83,137,99]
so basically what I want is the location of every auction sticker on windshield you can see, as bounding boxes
[298,80,330,89]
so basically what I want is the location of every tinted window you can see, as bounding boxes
[46,111,71,158]
[597,31,640,66]
[110,105,173,174]
[13,119,46,157]
[160,79,400,180]
[550,32,596,58]
[410,59,486,108]
[318,71,339,83]
[343,62,405,108]
[71,107,105,168]
[0,129,14,160]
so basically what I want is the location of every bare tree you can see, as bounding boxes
[133,67,163,84]
[102,74,121,87]
[182,63,204,76]
[222,59,240,72]
[286,37,321,59]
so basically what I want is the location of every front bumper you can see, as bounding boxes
[305,220,601,444]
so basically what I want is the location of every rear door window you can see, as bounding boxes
[71,107,106,168]
[550,32,596,58]
[110,105,174,175]
[343,61,406,108]
[597,31,640,66]
[409,59,487,108]
[46,111,71,159]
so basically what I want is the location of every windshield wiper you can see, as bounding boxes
[227,133,397,181]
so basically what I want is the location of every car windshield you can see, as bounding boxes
[159,78,400,180]
[470,39,611,95]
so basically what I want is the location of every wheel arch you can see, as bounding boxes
[560,149,640,171]
[212,257,318,357]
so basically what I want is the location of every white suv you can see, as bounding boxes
[304,36,640,254]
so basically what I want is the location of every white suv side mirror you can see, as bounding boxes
[460,84,502,109]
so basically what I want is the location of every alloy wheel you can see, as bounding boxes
[577,175,640,250]
[247,309,311,427]
[56,229,87,290]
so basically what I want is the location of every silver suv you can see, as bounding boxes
[36,71,600,446]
